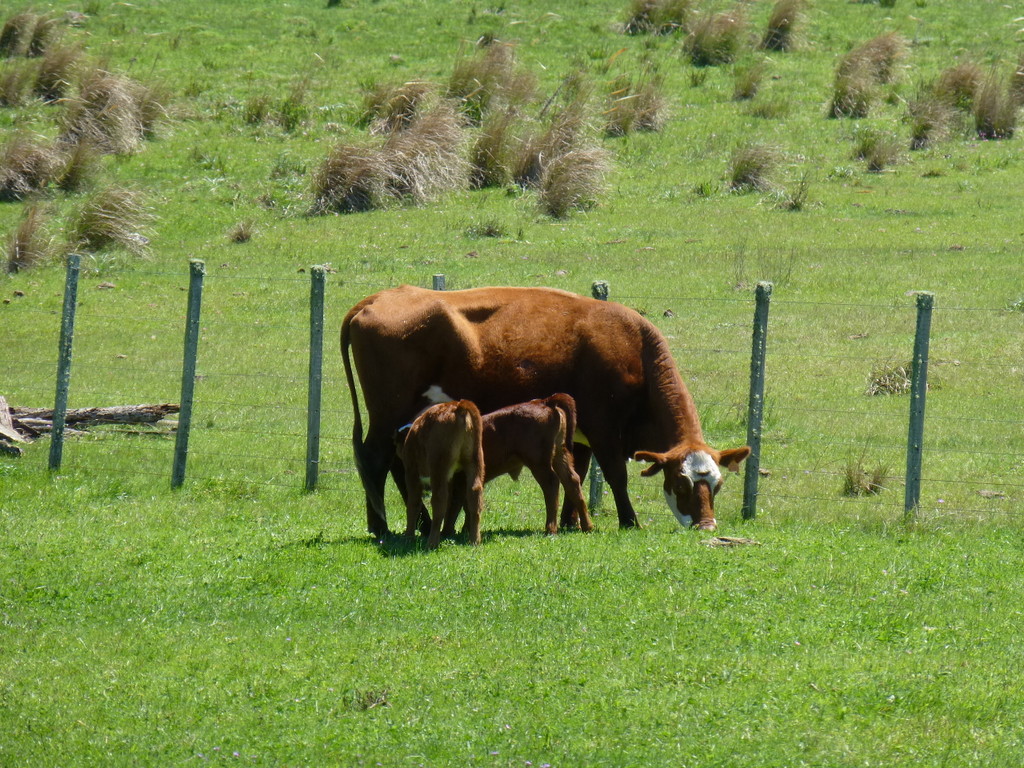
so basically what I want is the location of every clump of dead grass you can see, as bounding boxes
[842,459,888,497]
[4,203,54,273]
[907,86,954,150]
[469,108,518,189]
[447,41,536,124]
[760,0,803,52]
[312,103,469,213]
[866,361,912,396]
[227,220,255,243]
[686,9,747,67]
[935,61,983,112]
[603,71,667,136]
[0,133,60,201]
[728,142,778,192]
[69,185,154,256]
[538,146,611,218]
[0,60,33,107]
[513,93,592,187]
[623,0,693,35]
[358,80,435,134]
[828,33,906,118]
[973,71,1017,140]
[852,127,902,171]
[33,43,83,102]
[59,67,167,155]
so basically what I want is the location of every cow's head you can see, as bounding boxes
[634,445,751,530]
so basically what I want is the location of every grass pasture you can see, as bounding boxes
[2,0,1024,765]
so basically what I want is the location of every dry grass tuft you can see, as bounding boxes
[53,138,101,192]
[381,103,469,201]
[359,80,435,134]
[733,60,765,101]
[0,133,60,201]
[761,0,803,52]
[623,0,693,35]
[513,95,591,187]
[312,104,468,213]
[469,108,518,188]
[227,220,255,244]
[447,41,536,124]
[70,185,154,256]
[0,60,33,107]
[935,61,983,111]
[538,146,611,218]
[603,71,667,136]
[59,67,167,155]
[866,361,912,396]
[828,33,906,118]
[686,10,747,67]
[311,143,392,214]
[973,72,1016,140]
[852,127,902,171]
[907,87,954,150]
[4,203,53,274]
[34,43,83,102]
[728,143,778,192]
[842,459,888,497]
[1011,53,1024,108]
[0,12,38,57]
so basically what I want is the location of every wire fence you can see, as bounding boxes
[3,259,1021,526]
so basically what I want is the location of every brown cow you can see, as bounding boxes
[440,394,593,537]
[342,285,750,537]
[397,400,485,550]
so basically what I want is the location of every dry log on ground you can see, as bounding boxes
[10,403,180,426]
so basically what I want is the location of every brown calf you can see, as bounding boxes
[443,394,592,536]
[398,400,485,550]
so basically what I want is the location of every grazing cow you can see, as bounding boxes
[441,394,592,537]
[397,400,485,550]
[342,285,750,538]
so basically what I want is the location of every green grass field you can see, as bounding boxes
[3,0,1024,764]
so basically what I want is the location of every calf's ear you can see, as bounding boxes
[634,450,668,476]
[718,446,751,473]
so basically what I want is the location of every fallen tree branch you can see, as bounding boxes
[10,403,180,426]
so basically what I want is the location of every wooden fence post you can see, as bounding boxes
[432,274,446,291]
[49,253,81,472]
[588,280,609,510]
[741,281,772,520]
[172,259,205,489]
[904,291,934,514]
[305,265,326,492]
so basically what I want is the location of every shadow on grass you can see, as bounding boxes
[276,525,594,557]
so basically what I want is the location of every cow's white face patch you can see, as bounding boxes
[423,385,454,404]
[683,450,721,487]
[665,491,694,528]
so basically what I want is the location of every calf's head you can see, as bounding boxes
[634,446,751,530]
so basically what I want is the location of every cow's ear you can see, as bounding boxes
[718,446,751,473]
[634,450,667,477]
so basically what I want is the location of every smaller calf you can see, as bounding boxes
[446,393,592,536]
[399,400,486,549]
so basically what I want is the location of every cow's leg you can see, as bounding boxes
[530,466,561,535]
[560,443,592,529]
[404,469,423,541]
[427,477,448,551]
[591,445,639,528]
[441,472,465,538]
[392,454,431,537]
[551,449,592,533]
[358,428,396,538]
[463,472,484,546]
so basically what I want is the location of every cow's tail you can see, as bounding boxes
[547,393,577,455]
[341,304,366,473]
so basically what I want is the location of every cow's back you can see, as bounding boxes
[346,284,650,435]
